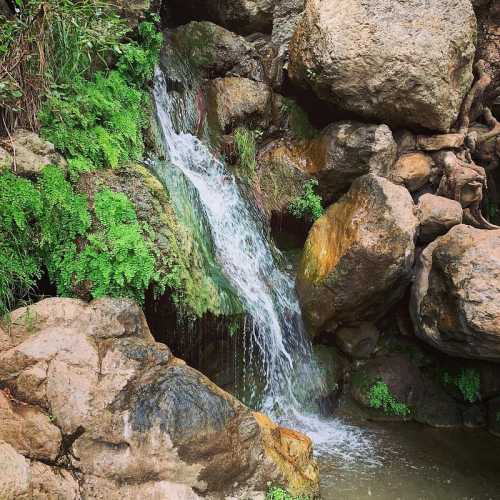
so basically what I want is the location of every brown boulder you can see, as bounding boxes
[416,193,463,243]
[335,322,380,359]
[390,153,433,191]
[0,391,62,461]
[207,77,272,132]
[411,224,500,361]
[0,441,30,499]
[297,174,417,334]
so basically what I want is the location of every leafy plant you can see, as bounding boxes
[368,380,410,417]
[456,369,481,403]
[233,127,257,176]
[288,180,324,221]
[266,486,309,500]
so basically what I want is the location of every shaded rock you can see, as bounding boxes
[297,174,417,334]
[171,21,264,80]
[414,378,462,428]
[0,297,319,498]
[0,391,62,461]
[207,77,272,132]
[416,133,465,151]
[411,224,500,361]
[462,404,487,428]
[351,355,423,420]
[0,441,30,499]
[271,0,306,56]
[169,0,274,35]
[390,153,433,192]
[4,129,66,177]
[335,322,379,359]
[487,396,500,437]
[288,0,476,131]
[416,193,463,243]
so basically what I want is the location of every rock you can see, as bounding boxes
[29,462,80,500]
[411,224,500,361]
[335,322,379,359]
[112,0,156,27]
[0,297,319,498]
[0,441,30,499]
[462,404,487,428]
[271,0,305,56]
[308,122,397,199]
[0,391,62,461]
[390,153,433,192]
[351,355,423,420]
[487,396,500,437]
[416,133,465,151]
[207,77,272,132]
[416,194,463,243]
[5,129,66,177]
[0,325,12,351]
[0,146,13,172]
[414,378,462,428]
[169,0,274,35]
[288,0,476,132]
[171,21,264,80]
[297,174,417,334]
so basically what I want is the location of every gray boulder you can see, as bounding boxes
[289,0,477,132]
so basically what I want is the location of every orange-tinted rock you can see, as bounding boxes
[391,153,433,191]
[297,174,417,334]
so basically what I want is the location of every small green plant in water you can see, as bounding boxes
[233,127,257,177]
[368,380,410,417]
[288,180,324,222]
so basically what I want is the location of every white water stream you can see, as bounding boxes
[152,54,374,461]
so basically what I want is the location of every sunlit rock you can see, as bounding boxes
[289,0,477,131]
[297,174,417,334]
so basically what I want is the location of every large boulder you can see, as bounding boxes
[169,0,274,35]
[297,174,417,334]
[289,0,477,131]
[0,298,319,499]
[411,224,500,361]
[390,153,433,192]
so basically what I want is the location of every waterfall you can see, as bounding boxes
[151,50,374,460]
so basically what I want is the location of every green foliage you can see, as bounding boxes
[70,189,156,304]
[281,98,318,140]
[234,127,258,176]
[0,172,43,315]
[39,71,146,176]
[288,180,324,222]
[456,369,481,403]
[442,369,481,403]
[266,486,309,500]
[368,380,410,417]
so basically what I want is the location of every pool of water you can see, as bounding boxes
[319,420,500,500]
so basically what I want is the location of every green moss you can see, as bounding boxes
[281,98,319,140]
[443,369,480,403]
[173,22,217,70]
[288,180,324,221]
[368,380,410,417]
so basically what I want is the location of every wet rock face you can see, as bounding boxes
[169,0,274,35]
[297,174,417,334]
[0,298,319,499]
[411,225,500,361]
[289,0,477,131]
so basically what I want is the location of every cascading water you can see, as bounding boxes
[151,48,374,460]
